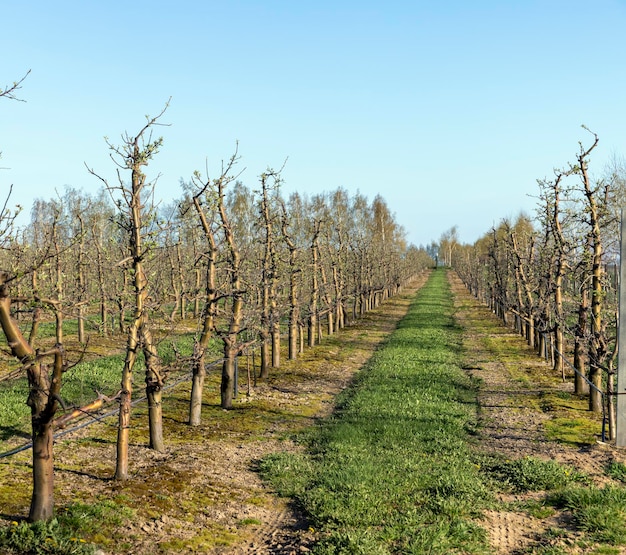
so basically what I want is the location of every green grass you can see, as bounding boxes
[606,461,626,483]
[0,518,96,555]
[477,454,585,493]
[0,500,135,554]
[261,270,491,554]
[548,485,626,545]
[261,270,626,554]
[0,330,202,445]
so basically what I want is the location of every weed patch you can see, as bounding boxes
[548,485,626,544]
[0,518,96,555]
[478,455,585,493]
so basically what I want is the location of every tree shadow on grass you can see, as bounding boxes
[0,425,30,442]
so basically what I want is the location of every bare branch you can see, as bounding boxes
[1,70,31,102]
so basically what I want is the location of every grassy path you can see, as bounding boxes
[263,270,626,555]
[262,269,490,554]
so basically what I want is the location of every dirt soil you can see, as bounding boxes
[449,273,626,554]
[2,271,625,554]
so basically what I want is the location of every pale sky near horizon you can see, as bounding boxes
[2,1,626,247]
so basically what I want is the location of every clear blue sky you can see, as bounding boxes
[3,1,626,247]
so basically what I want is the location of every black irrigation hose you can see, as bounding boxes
[0,358,224,460]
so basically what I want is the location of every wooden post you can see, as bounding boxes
[616,208,626,446]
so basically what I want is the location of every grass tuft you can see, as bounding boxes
[548,485,626,544]
[0,518,96,555]
[478,455,585,493]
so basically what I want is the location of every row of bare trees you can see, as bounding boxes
[453,128,625,438]
[1,101,432,520]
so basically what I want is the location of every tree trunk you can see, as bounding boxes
[142,326,165,452]
[553,267,565,377]
[589,364,603,413]
[288,324,298,360]
[115,323,138,480]
[177,242,186,319]
[76,213,86,344]
[188,351,206,426]
[193,268,201,319]
[77,306,85,344]
[221,351,237,410]
[0,271,66,521]
[29,419,54,522]
[93,223,108,336]
[271,325,280,368]
[608,370,616,441]
[259,338,270,379]
[574,280,589,395]
[147,387,164,451]
[189,194,217,426]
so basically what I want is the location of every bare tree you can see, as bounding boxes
[507,216,537,348]
[258,168,283,377]
[573,129,608,412]
[0,270,66,521]
[87,101,170,478]
[537,170,575,380]
[279,195,303,360]
[439,226,459,267]
[187,148,252,410]
[185,149,241,423]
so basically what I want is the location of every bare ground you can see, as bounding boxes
[449,272,626,554]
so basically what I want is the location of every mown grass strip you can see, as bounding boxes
[261,270,491,554]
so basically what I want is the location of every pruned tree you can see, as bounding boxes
[257,168,283,378]
[218,181,247,408]
[538,171,568,377]
[572,129,609,412]
[185,148,241,422]
[507,215,537,348]
[279,194,303,359]
[307,212,323,347]
[87,101,170,478]
[326,189,351,331]
[0,269,66,521]
[187,148,252,410]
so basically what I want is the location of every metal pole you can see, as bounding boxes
[616,208,626,446]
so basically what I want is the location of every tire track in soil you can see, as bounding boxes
[449,272,624,554]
